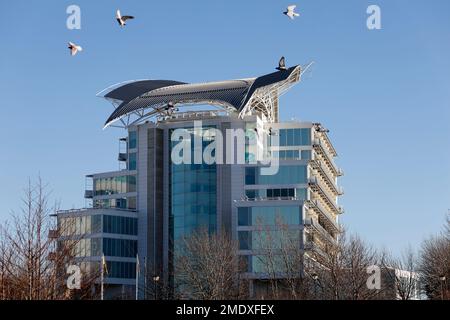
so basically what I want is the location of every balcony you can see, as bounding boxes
[304,200,341,233]
[84,190,94,199]
[312,139,342,177]
[304,218,337,245]
[118,153,128,162]
[309,160,344,196]
[303,241,327,258]
[308,177,341,216]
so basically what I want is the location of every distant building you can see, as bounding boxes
[57,63,344,298]
[379,268,424,300]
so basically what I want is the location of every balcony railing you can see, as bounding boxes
[308,177,341,214]
[304,200,341,233]
[312,139,342,177]
[304,218,336,245]
[309,160,344,196]
[237,196,300,202]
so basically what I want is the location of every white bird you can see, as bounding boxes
[283,5,300,20]
[116,9,135,27]
[68,42,82,56]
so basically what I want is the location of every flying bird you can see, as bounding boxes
[116,9,135,27]
[276,56,287,71]
[68,42,82,56]
[283,5,300,20]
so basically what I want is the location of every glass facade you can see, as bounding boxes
[128,131,137,149]
[276,128,311,147]
[272,150,311,160]
[106,261,136,279]
[94,175,136,196]
[243,254,299,273]
[103,215,138,235]
[59,215,102,236]
[244,188,307,200]
[73,238,101,257]
[103,238,137,258]
[238,206,301,226]
[169,127,217,242]
[94,197,136,210]
[128,153,137,170]
[245,165,307,185]
[239,229,301,251]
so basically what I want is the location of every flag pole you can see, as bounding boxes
[144,257,147,300]
[101,254,105,301]
[135,254,139,300]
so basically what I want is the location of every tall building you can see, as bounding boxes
[57,63,344,298]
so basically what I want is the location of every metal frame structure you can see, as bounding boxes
[98,63,313,129]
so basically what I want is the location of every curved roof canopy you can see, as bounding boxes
[99,64,308,128]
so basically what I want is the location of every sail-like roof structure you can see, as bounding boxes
[98,64,310,128]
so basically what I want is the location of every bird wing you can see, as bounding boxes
[122,15,134,21]
[68,42,75,47]
[76,45,83,52]
[116,9,121,19]
[70,46,77,56]
[287,5,297,12]
[279,56,286,68]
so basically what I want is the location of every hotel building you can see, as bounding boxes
[56,63,343,298]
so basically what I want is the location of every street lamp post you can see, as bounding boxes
[312,274,319,300]
[439,275,446,301]
[153,275,160,300]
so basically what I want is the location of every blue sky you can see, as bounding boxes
[0,0,449,255]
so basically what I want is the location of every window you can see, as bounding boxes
[93,175,137,196]
[296,188,307,200]
[103,238,137,258]
[103,215,138,235]
[128,153,137,170]
[245,165,307,185]
[129,131,137,149]
[238,231,251,250]
[245,167,256,185]
[301,150,311,160]
[238,207,250,226]
[237,206,301,226]
[128,175,136,192]
[105,261,136,279]
[277,129,311,147]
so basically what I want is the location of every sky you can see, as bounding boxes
[0,0,449,255]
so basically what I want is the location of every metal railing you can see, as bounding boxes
[312,139,341,177]
[238,196,300,202]
[304,200,341,233]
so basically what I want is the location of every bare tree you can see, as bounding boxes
[380,247,419,300]
[0,177,99,300]
[305,230,381,300]
[252,217,312,300]
[341,234,379,300]
[419,235,450,300]
[307,234,345,300]
[174,228,247,300]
